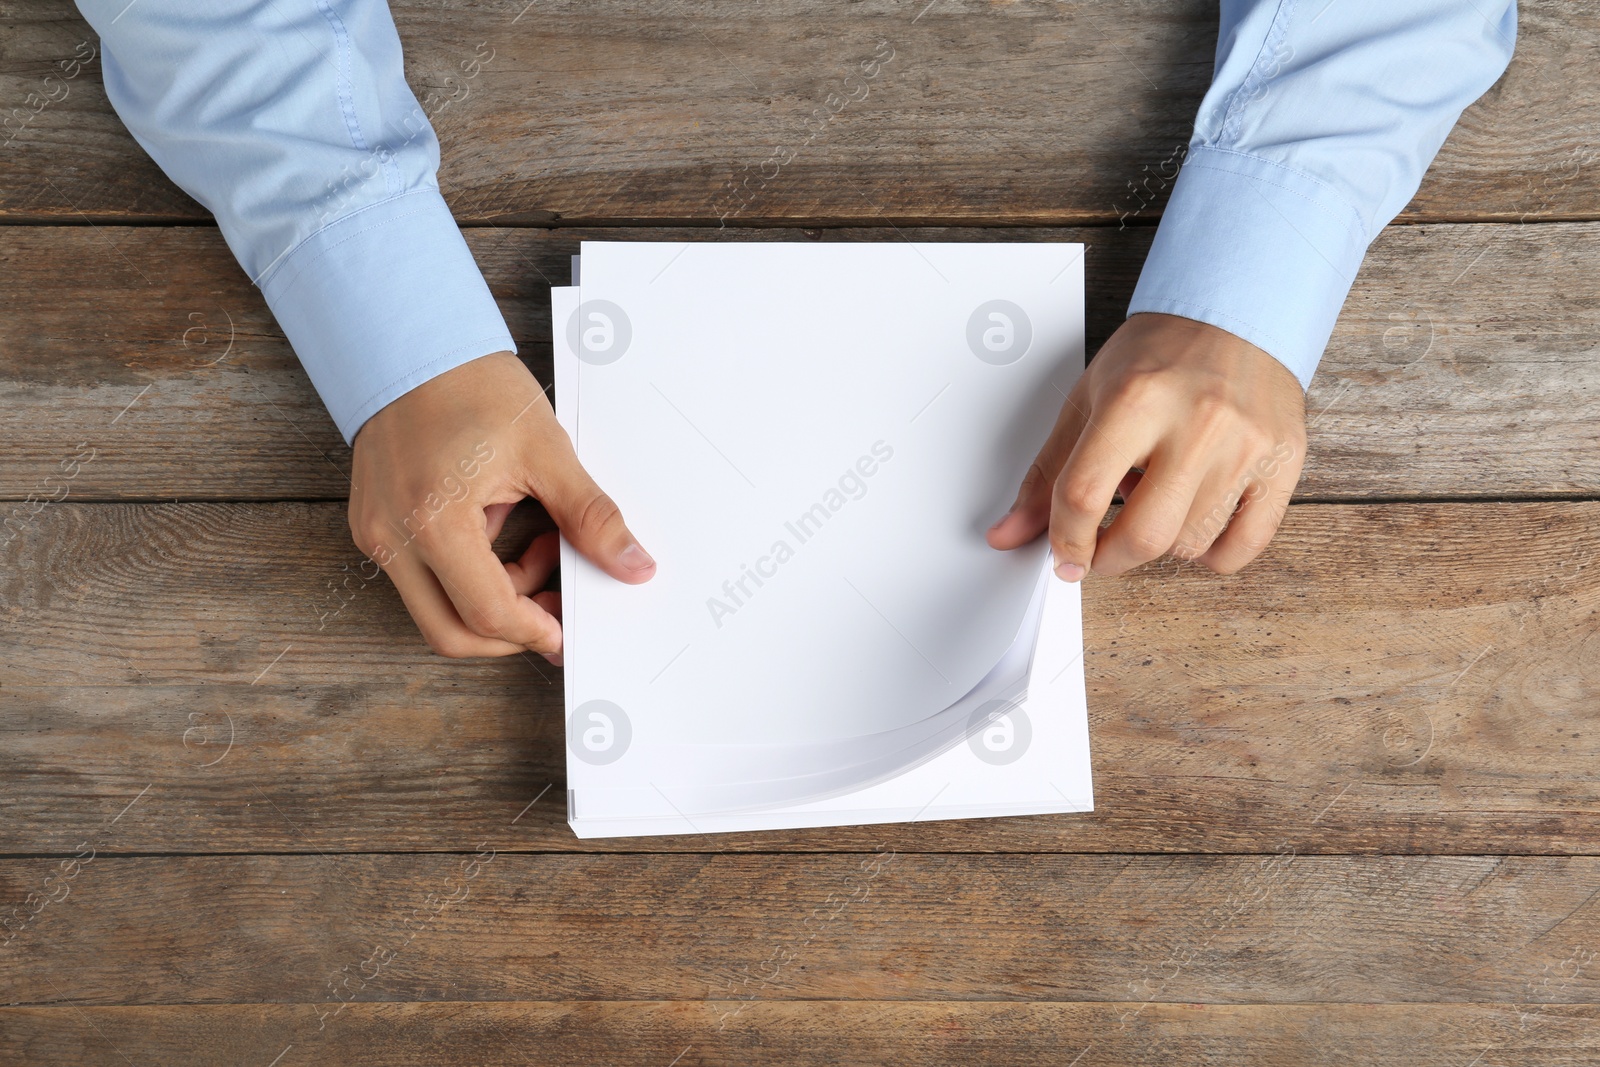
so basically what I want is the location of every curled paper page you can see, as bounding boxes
[552,241,1093,837]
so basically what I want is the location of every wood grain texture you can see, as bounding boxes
[4,1002,1599,1066]
[3,221,1598,502]
[2,501,1595,855]
[2,1,1596,224]
[4,1,1596,1057]
[4,853,1600,1006]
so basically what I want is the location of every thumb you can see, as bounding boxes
[533,447,656,585]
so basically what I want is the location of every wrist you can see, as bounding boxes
[354,350,522,452]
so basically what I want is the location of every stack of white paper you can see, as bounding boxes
[552,241,1092,838]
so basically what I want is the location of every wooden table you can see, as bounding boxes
[3,2,1598,1063]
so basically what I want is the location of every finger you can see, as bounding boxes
[987,380,1089,550]
[384,548,529,658]
[507,530,561,597]
[520,536,564,665]
[985,462,1054,550]
[530,437,656,585]
[1196,478,1291,575]
[529,579,564,666]
[484,500,518,543]
[1048,407,1158,581]
[1170,471,1248,561]
[419,515,565,655]
[1090,447,1205,576]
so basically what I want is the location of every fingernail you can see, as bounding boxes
[1054,560,1086,582]
[987,510,1011,533]
[618,542,655,572]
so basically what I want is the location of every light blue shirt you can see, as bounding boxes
[76,1,1516,442]
[1129,0,1517,386]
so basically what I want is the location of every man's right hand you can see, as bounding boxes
[348,351,655,663]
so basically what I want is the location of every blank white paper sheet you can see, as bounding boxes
[552,240,1093,837]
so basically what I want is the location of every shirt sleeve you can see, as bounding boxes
[1127,0,1517,388]
[74,0,517,444]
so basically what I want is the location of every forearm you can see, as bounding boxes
[1129,0,1518,387]
[75,0,515,443]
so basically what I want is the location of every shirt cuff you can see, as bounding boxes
[1126,146,1371,390]
[256,187,517,444]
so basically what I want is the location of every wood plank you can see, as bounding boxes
[4,854,1600,1005]
[0,224,350,501]
[3,501,1597,854]
[5,1002,1599,1066]
[2,221,1598,502]
[2,1,1596,224]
